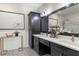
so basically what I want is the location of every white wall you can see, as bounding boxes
[0,3,43,50]
[0,3,29,50]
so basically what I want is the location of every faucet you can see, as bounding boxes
[70,29,75,42]
[71,35,75,42]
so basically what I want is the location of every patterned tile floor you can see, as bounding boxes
[0,47,39,56]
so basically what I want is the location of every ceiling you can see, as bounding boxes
[13,3,43,10]
[15,3,44,14]
[0,3,75,15]
[0,3,44,14]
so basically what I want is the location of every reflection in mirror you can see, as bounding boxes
[48,4,79,34]
[58,4,79,34]
[48,13,61,36]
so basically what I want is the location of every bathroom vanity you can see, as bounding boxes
[33,34,79,56]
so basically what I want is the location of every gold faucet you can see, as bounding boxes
[71,35,75,42]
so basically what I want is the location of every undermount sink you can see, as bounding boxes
[58,35,79,45]
[61,39,76,44]
[51,35,78,44]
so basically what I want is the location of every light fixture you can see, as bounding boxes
[41,9,51,17]
[62,3,70,7]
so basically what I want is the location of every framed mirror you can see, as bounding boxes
[48,4,79,34]
[58,4,79,34]
[0,10,25,30]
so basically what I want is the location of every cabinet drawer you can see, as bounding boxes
[64,48,79,56]
[51,48,62,56]
[40,39,50,47]
[51,43,63,51]
[51,47,63,53]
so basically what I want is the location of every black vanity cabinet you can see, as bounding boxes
[33,37,39,53]
[63,47,79,56]
[33,36,50,55]
[33,36,79,56]
[50,42,79,56]
[39,39,50,55]
[50,43,63,56]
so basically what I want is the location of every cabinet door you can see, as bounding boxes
[50,43,63,56]
[28,12,40,34]
[64,48,79,56]
[40,39,50,47]
[34,37,39,53]
[41,16,48,32]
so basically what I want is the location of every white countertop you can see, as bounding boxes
[33,34,79,51]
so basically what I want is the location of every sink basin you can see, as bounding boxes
[61,39,76,44]
[58,35,79,45]
[52,35,79,45]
